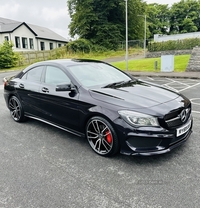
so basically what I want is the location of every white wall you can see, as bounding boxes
[0,24,66,51]
[11,25,37,51]
[37,39,65,51]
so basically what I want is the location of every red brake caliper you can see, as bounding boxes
[105,131,112,144]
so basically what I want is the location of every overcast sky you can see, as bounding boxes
[0,0,180,40]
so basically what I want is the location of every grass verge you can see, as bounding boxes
[111,55,191,72]
[0,50,190,72]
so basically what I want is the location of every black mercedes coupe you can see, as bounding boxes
[4,59,193,156]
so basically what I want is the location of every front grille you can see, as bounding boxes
[163,105,191,129]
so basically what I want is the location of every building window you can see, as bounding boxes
[15,37,21,48]
[40,42,45,50]
[49,43,53,50]
[4,36,9,41]
[22,37,28,49]
[58,43,62,48]
[29,38,34,49]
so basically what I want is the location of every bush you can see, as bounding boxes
[0,41,21,69]
[66,39,92,53]
[66,39,108,54]
[148,38,200,52]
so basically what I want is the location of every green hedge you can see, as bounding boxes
[148,38,200,52]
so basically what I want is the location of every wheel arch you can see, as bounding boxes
[7,93,22,108]
[84,111,120,156]
[80,110,119,136]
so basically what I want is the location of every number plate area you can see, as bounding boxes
[176,119,191,137]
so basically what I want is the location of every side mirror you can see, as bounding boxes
[56,84,74,92]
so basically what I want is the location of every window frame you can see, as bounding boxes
[44,65,71,86]
[22,37,28,49]
[15,36,21,48]
[4,36,9,41]
[21,66,44,83]
[40,42,45,50]
[29,38,34,49]
[49,43,53,50]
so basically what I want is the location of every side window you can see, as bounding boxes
[29,38,34,49]
[45,66,70,85]
[22,66,43,82]
[22,37,28,49]
[15,36,20,48]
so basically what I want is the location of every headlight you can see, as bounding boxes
[118,110,159,127]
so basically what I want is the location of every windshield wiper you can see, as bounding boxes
[103,81,125,88]
[103,79,137,88]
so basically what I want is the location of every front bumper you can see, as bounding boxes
[115,116,193,156]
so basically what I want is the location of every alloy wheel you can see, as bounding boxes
[9,96,23,122]
[86,118,114,156]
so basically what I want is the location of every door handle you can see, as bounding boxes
[42,87,49,93]
[19,83,24,88]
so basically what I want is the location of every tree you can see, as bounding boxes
[67,0,146,49]
[146,3,170,38]
[169,0,200,34]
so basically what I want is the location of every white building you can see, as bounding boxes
[0,17,68,51]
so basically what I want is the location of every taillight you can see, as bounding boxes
[4,81,8,87]
[3,77,8,87]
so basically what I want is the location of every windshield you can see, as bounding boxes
[68,62,131,88]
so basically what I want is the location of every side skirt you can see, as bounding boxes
[26,115,85,138]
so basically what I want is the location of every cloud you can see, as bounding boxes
[0,0,71,38]
[41,8,68,21]
[0,3,20,19]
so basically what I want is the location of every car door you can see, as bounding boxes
[38,65,81,131]
[16,65,45,117]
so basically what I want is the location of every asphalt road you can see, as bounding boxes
[0,73,200,208]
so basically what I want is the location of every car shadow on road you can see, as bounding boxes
[24,118,189,167]
[113,143,188,165]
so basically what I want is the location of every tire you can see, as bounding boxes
[86,116,119,157]
[8,96,25,122]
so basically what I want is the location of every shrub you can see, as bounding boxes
[66,39,109,54]
[148,38,200,52]
[0,41,21,69]
[66,39,92,53]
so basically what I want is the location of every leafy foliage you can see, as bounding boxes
[146,3,170,38]
[169,0,200,34]
[67,39,92,53]
[148,38,200,52]
[66,39,107,53]
[0,41,21,69]
[67,0,146,50]
[146,0,200,38]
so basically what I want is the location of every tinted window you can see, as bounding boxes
[22,66,43,82]
[45,66,70,85]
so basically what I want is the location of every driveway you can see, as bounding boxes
[0,73,200,207]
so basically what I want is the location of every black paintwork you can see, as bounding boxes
[4,59,193,155]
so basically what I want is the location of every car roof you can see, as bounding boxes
[29,58,104,68]
[37,59,103,65]
[21,59,106,73]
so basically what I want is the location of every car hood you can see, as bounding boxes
[89,81,179,109]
